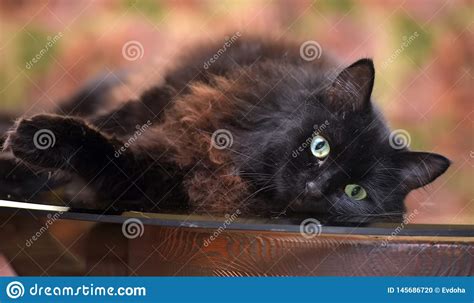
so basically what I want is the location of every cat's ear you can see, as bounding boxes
[394,151,451,190]
[327,58,375,111]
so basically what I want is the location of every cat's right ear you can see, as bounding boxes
[327,58,375,111]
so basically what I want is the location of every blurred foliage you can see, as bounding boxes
[395,15,432,66]
[0,0,472,223]
[319,0,355,13]
[122,0,164,19]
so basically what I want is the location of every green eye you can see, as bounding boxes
[310,135,330,159]
[344,184,367,200]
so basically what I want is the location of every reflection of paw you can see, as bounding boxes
[5,114,87,169]
[0,153,51,199]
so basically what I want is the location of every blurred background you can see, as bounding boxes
[0,0,472,224]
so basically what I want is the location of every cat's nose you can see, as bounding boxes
[305,181,322,198]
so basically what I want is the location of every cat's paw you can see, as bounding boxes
[4,114,88,169]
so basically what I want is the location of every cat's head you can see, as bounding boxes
[240,58,450,216]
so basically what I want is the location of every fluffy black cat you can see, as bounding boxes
[1,36,450,217]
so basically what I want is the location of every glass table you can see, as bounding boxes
[0,199,472,276]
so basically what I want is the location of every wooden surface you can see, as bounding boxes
[126,225,473,276]
[1,216,473,276]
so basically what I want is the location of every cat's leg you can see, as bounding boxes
[90,86,173,136]
[56,71,128,117]
[4,114,150,204]
[90,101,155,136]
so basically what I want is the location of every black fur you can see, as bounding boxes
[1,36,450,217]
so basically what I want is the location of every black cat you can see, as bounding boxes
[2,36,450,217]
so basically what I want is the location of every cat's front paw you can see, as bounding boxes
[4,114,86,169]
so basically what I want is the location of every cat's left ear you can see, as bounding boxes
[327,58,375,111]
[394,151,451,190]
